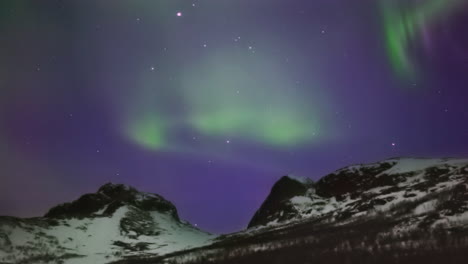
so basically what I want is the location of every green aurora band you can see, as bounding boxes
[182,51,324,148]
[123,48,328,152]
[126,115,166,151]
[381,0,464,79]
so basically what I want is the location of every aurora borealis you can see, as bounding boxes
[124,49,327,152]
[382,0,466,78]
[1,0,468,233]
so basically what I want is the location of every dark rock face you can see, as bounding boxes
[0,232,12,251]
[248,176,312,228]
[45,183,179,220]
[98,183,139,200]
[119,208,158,238]
[45,193,111,218]
[438,184,468,216]
[315,162,396,199]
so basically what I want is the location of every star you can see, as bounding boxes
[176,12,182,17]
[151,66,155,71]
[226,140,230,144]
[391,143,396,147]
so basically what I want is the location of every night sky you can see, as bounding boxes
[1,0,468,234]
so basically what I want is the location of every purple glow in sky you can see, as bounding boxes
[1,0,468,234]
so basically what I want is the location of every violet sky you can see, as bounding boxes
[1,0,468,233]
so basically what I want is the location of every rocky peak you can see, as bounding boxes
[98,183,138,197]
[269,176,312,199]
[45,182,179,220]
[248,175,313,228]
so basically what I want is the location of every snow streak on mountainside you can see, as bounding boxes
[0,183,215,264]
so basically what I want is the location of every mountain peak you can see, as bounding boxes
[97,182,138,198]
[284,174,314,185]
[248,175,313,228]
[45,183,179,220]
[99,182,135,192]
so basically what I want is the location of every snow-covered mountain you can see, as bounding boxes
[0,183,215,264]
[249,157,468,229]
[3,158,468,264]
[112,157,468,264]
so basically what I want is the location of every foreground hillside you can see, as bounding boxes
[115,158,468,264]
[0,184,214,264]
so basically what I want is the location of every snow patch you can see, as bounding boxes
[287,175,313,184]
[414,200,438,215]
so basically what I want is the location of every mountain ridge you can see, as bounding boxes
[248,157,468,229]
[126,157,468,264]
[2,157,468,264]
[44,183,180,220]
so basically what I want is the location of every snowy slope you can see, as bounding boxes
[249,158,468,229]
[0,183,215,264]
